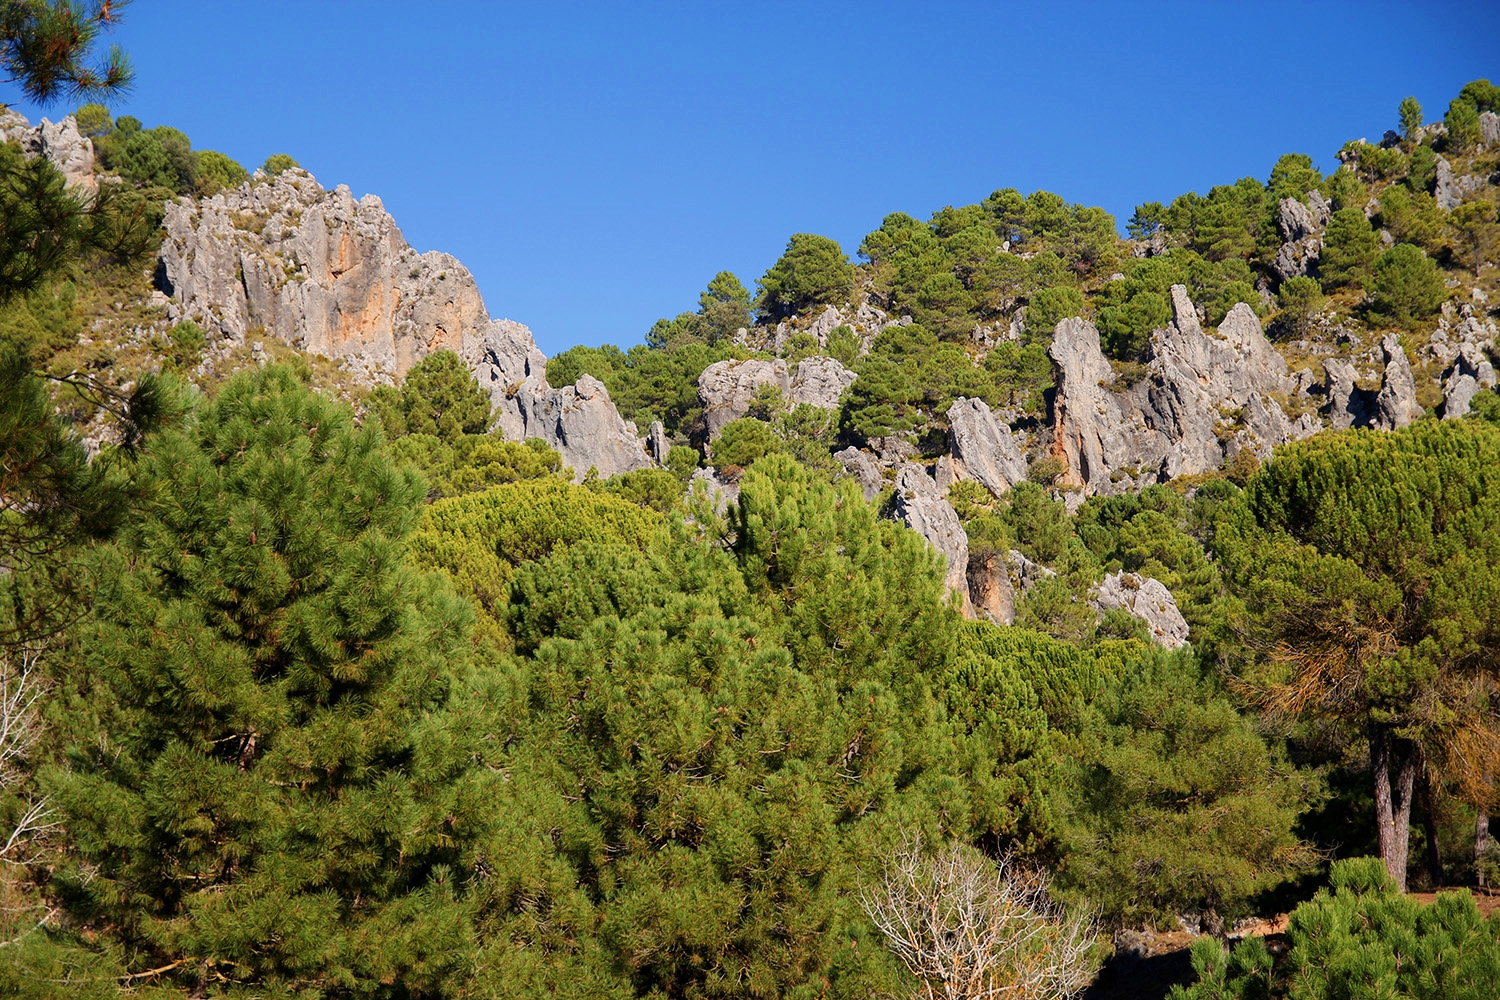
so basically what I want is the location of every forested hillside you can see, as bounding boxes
[4,5,1500,997]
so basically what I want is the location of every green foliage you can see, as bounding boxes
[407,476,660,642]
[96,122,198,193]
[1128,201,1167,242]
[389,433,562,500]
[0,1,134,105]
[712,416,783,471]
[1174,859,1500,999]
[1444,97,1482,154]
[1379,184,1445,251]
[1450,200,1500,277]
[1370,242,1445,323]
[45,364,486,995]
[0,139,158,305]
[194,148,248,195]
[1057,646,1319,926]
[72,101,111,137]
[756,232,855,320]
[1317,207,1380,289]
[1267,153,1323,202]
[1399,95,1425,143]
[1026,284,1086,336]
[547,340,737,437]
[261,152,299,176]
[1409,142,1439,193]
[1275,275,1325,337]
[369,348,492,443]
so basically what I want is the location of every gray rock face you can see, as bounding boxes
[1441,343,1497,419]
[2,112,96,191]
[1272,194,1329,281]
[893,464,970,608]
[834,446,884,501]
[1091,572,1190,650]
[697,355,854,438]
[1324,359,1372,430]
[1374,334,1421,430]
[1049,288,1308,495]
[513,374,653,481]
[1434,154,1485,210]
[697,359,790,438]
[159,169,490,372]
[946,397,1028,498]
[689,467,740,513]
[1482,111,1500,148]
[648,421,670,465]
[967,552,1015,625]
[157,168,653,481]
[789,355,857,409]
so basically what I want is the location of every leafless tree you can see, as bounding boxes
[0,643,59,949]
[861,833,1099,1000]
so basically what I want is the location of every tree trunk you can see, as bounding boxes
[1478,810,1491,889]
[1418,772,1444,888]
[1372,726,1416,892]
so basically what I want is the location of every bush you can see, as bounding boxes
[1275,275,1325,337]
[1318,207,1380,289]
[1026,285,1087,337]
[1172,858,1500,999]
[194,149,248,195]
[261,152,299,176]
[711,416,782,471]
[1370,242,1445,323]
[72,102,111,137]
[756,232,855,320]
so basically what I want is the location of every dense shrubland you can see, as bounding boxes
[4,9,1500,993]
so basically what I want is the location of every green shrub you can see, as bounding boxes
[1173,858,1500,999]
[194,149,248,195]
[72,102,111,137]
[1370,242,1445,323]
[756,232,856,320]
[1026,285,1086,336]
[260,152,299,176]
[712,416,782,471]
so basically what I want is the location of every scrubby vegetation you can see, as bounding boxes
[4,7,1500,996]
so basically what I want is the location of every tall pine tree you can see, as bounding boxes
[45,365,487,996]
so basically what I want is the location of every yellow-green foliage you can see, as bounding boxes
[408,478,662,643]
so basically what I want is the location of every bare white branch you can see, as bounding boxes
[861,831,1099,1000]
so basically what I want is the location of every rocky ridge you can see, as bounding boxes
[1,110,97,191]
[154,167,652,481]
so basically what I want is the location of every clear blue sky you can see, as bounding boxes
[9,1,1499,356]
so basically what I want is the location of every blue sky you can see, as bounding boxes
[9,1,1499,356]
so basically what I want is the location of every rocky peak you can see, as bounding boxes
[156,168,653,481]
[1,111,96,192]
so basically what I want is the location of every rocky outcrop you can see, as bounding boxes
[1324,359,1372,430]
[1049,287,1311,495]
[159,169,489,372]
[946,397,1028,498]
[648,421,670,464]
[698,359,790,438]
[156,168,654,481]
[1272,193,1329,281]
[1434,154,1485,211]
[789,355,857,409]
[1,112,97,191]
[697,356,854,437]
[1091,572,1190,650]
[1441,343,1496,419]
[967,552,1015,625]
[1482,111,1500,148]
[834,446,884,501]
[1373,334,1421,430]
[893,464,970,609]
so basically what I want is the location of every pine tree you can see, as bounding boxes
[44,365,488,995]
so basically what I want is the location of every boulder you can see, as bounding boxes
[1373,333,1421,430]
[648,420,670,465]
[1048,316,1128,493]
[788,355,856,409]
[946,396,1028,498]
[1441,343,1497,419]
[967,552,1015,625]
[1434,154,1485,210]
[834,446,884,501]
[1091,572,1190,650]
[1482,111,1500,148]
[514,374,654,482]
[893,464,970,609]
[1324,359,1372,430]
[697,358,790,438]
